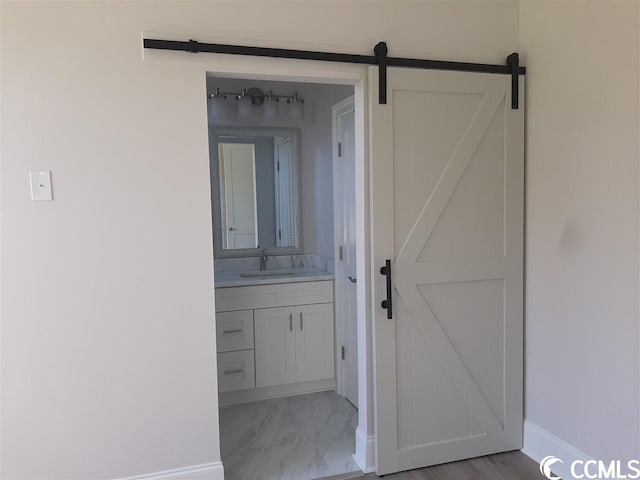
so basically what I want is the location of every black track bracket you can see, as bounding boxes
[506,52,520,109]
[374,42,388,105]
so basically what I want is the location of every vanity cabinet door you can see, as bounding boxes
[254,306,297,388]
[294,303,335,383]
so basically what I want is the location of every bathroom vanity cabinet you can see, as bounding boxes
[215,279,334,403]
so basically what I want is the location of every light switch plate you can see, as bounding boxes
[29,171,52,201]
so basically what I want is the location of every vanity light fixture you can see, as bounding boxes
[207,87,304,121]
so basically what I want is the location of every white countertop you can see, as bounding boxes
[214,267,334,288]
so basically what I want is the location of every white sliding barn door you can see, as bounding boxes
[370,67,524,475]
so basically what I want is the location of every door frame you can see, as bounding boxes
[144,42,376,474]
[332,95,357,404]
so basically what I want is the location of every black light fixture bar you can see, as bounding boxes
[209,88,303,103]
[143,38,525,108]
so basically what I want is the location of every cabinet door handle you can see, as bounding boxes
[222,328,243,334]
[348,276,357,283]
[289,313,293,332]
[223,368,243,375]
[299,312,303,330]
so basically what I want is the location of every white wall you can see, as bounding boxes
[1,3,223,479]
[1,1,520,478]
[520,0,640,463]
[206,78,352,259]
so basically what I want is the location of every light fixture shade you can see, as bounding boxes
[208,95,234,124]
[237,95,252,118]
[263,98,279,119]
[288,99,303,121]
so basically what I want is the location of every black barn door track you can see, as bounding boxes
[143,38,525,109]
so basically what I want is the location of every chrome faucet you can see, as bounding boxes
[259,249,269,271]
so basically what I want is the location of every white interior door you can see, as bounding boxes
[219,143,258,249]
[370,67,524,475]
[274,137,293,247]
[333,96,358,407]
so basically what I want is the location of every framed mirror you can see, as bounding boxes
[210,127,302,258]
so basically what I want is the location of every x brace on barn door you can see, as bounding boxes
[143,39,526,109]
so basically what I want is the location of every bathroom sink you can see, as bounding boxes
[239,269,297,277]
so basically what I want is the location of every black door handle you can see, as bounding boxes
[380,259,393,319]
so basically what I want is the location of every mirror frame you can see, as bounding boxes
[210,127,303,258]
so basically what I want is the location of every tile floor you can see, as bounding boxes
[219,390,359,480]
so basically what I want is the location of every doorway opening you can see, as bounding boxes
[207,75,359,480]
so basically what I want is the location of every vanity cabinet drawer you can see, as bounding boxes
[217,350,255,393]
[215,280,333,312]
[216,310,254,353]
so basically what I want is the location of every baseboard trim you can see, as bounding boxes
[116,462,224,480]
[219,378,335,406]
[353,427,375,473]
[522,420,593,480]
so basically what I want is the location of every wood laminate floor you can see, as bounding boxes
[360,451,541,480]
[219,390,359,480]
